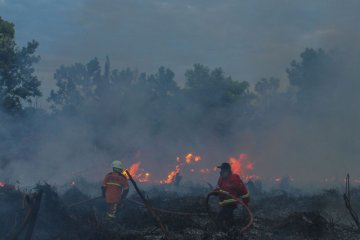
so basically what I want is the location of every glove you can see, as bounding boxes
[242,196,250,206]
[219,198,238,206]
[121,188,129,201]
[218,189,229,194]
[101,186,106,198]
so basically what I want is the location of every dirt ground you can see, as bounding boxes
[1,182,360,240]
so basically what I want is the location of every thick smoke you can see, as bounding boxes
[0,0,360,187]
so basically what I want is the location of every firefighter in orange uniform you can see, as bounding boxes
[102,160,129,219]
[215,162,250,226]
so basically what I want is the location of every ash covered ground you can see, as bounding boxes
[1,180,359,240]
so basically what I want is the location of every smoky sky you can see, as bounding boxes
[1,0,360,187]
[1,0,360,97]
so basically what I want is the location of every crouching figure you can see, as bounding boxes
[215,162,250,227]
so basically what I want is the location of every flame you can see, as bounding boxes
[185,153,193,164]
[200,168,210,173]
[118,152,258,185]
[139,172,151,182]
[0,181,5,188]
[184,153,202,164]
[229,157,242,176]
[228,153,259,181]
[161,165,181,184]
[123,162,151,183]
[128,162,141,177]
[160,153,203,184]
[228,153,249,176]
[245,162,254,170]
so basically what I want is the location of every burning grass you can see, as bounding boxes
[124,152,260,186]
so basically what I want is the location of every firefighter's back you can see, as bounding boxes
[103,172,128,203]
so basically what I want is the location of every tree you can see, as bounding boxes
[254,77,282,112]
[48,58,101,111]
[185,64,250,108]
[183,64,252,137]
[255,77,280,97]
[0,17,41,113]
[146,66,179,98]
[286,48,338,108]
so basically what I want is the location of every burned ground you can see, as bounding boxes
[1,183,359,240]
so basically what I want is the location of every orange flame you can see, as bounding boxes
[118,152,259,185]
[185,153,193,164]
[184,153,202,164]
[200,168,210,173]
[228,153,259,181]
[123,162,151,183]
[128,162,141,177]
[161,165,180,184]
[245,162,254,170]
[160,153,203,184]
[229,157,242,176]
[138,172,151,183]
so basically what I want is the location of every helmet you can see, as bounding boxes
[111,160,123,170]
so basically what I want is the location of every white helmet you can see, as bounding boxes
[111,160,123,170]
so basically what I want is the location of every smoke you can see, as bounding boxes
[0,0,360,187]
[243,49,360,184]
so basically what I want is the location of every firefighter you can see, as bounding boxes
[102,160,129,219]
[215,162,249,227]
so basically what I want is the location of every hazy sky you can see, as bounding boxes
[1,0,359,97]
[1,0,360,186]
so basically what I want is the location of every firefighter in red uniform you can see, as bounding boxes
[215,162,249,226]
[102,160,129,219]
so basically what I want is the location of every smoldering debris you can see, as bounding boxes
[1,183,360,240]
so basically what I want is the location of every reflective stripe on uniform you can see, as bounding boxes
[219,189,229,194]
[241,192,249,198]
[219,199,238,205]
[106,182,122,187]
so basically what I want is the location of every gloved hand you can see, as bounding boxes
[242,196,250,206]
[101,186,106,198]
[217,189,229,194]
[121,188,129,201]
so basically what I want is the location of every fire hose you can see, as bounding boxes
[206,190,254,233]
[67,196,102,208]
[128,190,253,233]
[126,198,208,216]
[66,186,253,234]
[125,170,170,240]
